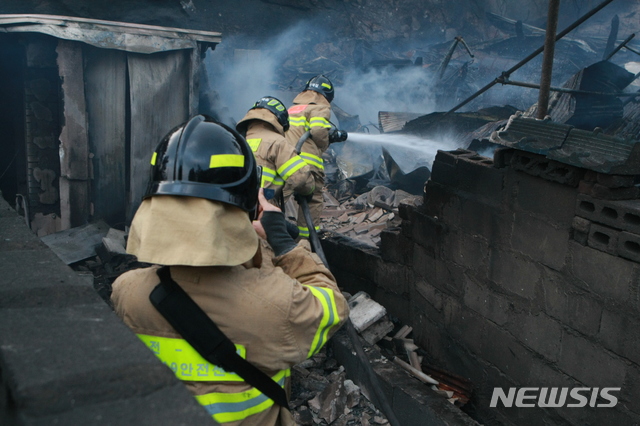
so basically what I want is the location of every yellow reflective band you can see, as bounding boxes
[304,286,340,357]
[277,156,307,181]
[288,117,309,128]
[137,334,246,382]
[309,117,332,129]
[196,369,290,423]
[321,82,332,89]
[246,138,262,152]
[297,225,320,239]
[151,152,158,166]
[210,154,245,169]
[300,153,324,170]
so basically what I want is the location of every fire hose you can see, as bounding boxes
[294,131,401,426]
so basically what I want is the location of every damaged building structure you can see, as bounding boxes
[2,1,640,425]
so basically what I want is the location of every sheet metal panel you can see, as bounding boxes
[0,14,220,54]
[85,46,128,227]
[127,50,190,222]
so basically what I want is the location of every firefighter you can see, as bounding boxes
[285,75,335,238]
[111,115,348,426]
[236,96,314,209]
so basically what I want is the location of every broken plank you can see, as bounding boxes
[40,220,110,264]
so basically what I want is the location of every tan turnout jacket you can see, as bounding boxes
[284,91,333,237]
[237,109,314,199]
[111,241,349,426]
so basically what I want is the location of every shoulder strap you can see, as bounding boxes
[149,266,290,410]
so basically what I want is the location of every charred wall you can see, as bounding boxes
[323,148,640,425]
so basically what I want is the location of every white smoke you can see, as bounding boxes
[202,21,444,132]
[336,65,439,132]
[202,21,313,126]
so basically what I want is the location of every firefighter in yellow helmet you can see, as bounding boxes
[236,96,314,209]
[111,115,348,425]
[285,75,346,238]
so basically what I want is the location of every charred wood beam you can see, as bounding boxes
[498,77,640,97]
[447,0,617,115]
[605,33,636,61]
[537,0,561,119]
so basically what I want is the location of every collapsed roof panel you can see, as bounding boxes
[0,14,221,54]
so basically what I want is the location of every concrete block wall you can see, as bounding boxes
[323,148,640,425]
[0,194,215,425]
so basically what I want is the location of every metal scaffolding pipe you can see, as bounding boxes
[537,0,561,119]
[446,0,617,115]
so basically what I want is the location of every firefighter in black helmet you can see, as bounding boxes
[111,115,348,426]
[285,75,347,238]
[236,96,314,210]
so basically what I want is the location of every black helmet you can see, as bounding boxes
[304,75,334,103]
[251,96,290,131]
[146,115,260,213]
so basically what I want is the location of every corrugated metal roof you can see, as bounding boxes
[0,14,221,54]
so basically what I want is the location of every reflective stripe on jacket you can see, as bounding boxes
[111,241,349,426]
[285,90,332,156]
[237,112,314,197]
[137,333,290,423]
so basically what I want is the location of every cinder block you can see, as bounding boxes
[444,298,486,357]
[398,201,415,220]
[412,244,437,279]
[462,275,510,325]
[590,183,640,200]
[506,312,562,362]
[597,173,636,188]
[513,172,578,225]
[570,242,634,304]
[492,147,514,169]
[482,322,538,384]
[623,365,640,416]
[404,207,447,254]
[423,180,461,227]
[434,260,466,297]
[430,159,459,188]
[578,179,595,195]
[510,150,584,187]
[442,230,489,271]
[488,248,541,300]
[374,262,411,295]
[433,148,475,166]
[618,231,640,263]
[380,228,414,265]
[571,216,591,245]
[557,331,626,387]
[322,235,380,281]
[598,309,640,366]
[587,223,620,255]
[455,154,505,204]
[541,267,603,337]
[510,212,570,271]
[460,197,511,244]
[575,194,640,234]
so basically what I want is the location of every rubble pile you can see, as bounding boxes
[317,186,421,247]
[290,347,390,426]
